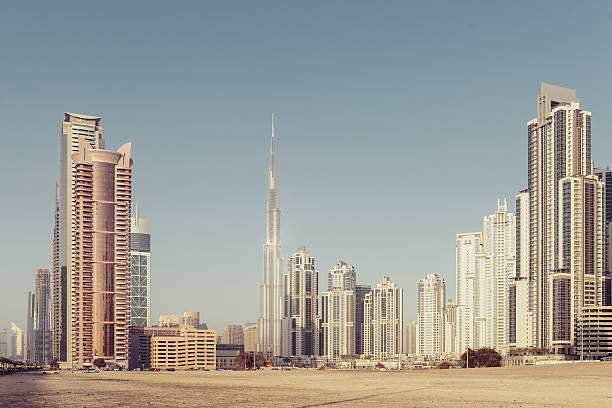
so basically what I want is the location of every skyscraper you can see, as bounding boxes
[282,246,319,358]
[71,137,132,368]
[35,269,52,365]
[363,276,403,360]
[130,205,151,327]
[10,322,23,360]
[416,274,444,357]
[455,232,481,353]
[354,284,371,356]
[406,321,416,355]
[54,113,105,365]
[594,168,612,306]
[527,84,594,349]
[182,312,200,328]
[515,190,530,280]
[26,292,35,363]
[553,175,604,352]
[243,322,258,353]
[221,325,244,345]
[482,199,515,354]
[258,115,283,357]
[320,261,356,360]
[0,329,7,358]
[443,301,457,354]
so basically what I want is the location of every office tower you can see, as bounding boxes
[443,301,457,354]
[26,292,35,363]
[0,329,7,357]
[527,84,595,349]
[406,321,416,355]
[158,315,180,327]
[455,232,482,353]
[320,261,356,360]
[35,269,52,365]
[553,175,604,352]
[282,247,319,357]
[54,113,105,365]
[354,284,371,356]
[416,274,444,357]
[482,199,515,354]
[182,312,200,328]
[221,325,244,345]
[594,168,612,306]
[10,323,23,360]
[130,205,151,326]
[258,116,283,357]
[509,276,532,348]
[363,276,403,360]
[244,322,258,352]
[71,137,132,368]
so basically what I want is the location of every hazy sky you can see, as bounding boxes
[1,1,611,335]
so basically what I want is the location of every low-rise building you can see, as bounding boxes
[148,327,216,370]
[216,344,243,369]
[575,306,612,359]
[129,326,181,370]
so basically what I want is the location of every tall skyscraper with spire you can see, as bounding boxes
[258,115,283,356]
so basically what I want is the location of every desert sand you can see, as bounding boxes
[1,362,612,407]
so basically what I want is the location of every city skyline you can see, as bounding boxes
[2,2,612,334]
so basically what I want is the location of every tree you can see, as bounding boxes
[459,348,502,368]
[460,348,477,368]
[475,348,501,367]
[234,352,267,369]
[93,358,106,369]
[50,358,59,369]
[437,362,451,369]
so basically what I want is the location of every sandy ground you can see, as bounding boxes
[2,363,612,407]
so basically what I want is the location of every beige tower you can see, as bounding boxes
[71,137,132,367]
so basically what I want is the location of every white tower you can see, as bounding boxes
[258,115,283,357]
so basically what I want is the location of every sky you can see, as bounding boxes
[1,1,611,336]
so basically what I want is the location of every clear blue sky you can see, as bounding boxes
[1,1,611,334]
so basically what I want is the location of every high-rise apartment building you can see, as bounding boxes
[406,321,416,355]
[0,329,7,358]
[320,261,356,360]
[594,168,612,306]
[34,269,52,365]
[221,325,244,345]
[159,315,180,327]
[509,276,532,348]
[553,175,604,353]
[130,205,151,326]
[282,247,319,357]
[354,284,371,356]
[26,292,35,363]
[258,116,283,357]
[416,274,444,357]
[482,199,515,354]
[363,276,403,360]
[182,312,200,328]
[71,137,132,368]
[455,232,481,353]
[527,84,596,349]
[244,322,258,352]
[443,301,457,354]
[54,113,105,365]
[515,190,530,280]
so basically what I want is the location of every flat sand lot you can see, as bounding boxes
[2,363,612,407]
